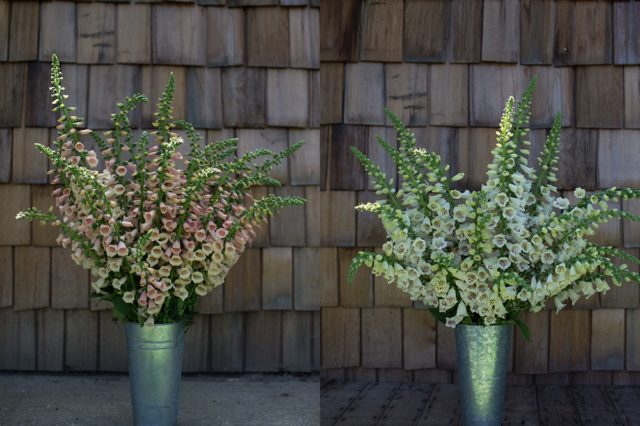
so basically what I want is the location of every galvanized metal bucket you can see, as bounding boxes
[455,323,513,426]
[125,322,185,426]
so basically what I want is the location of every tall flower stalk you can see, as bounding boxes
[350,78,640,336]
[17,54,305,326]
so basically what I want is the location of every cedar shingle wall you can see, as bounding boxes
[320,0,640,385]
[0,0,319,373]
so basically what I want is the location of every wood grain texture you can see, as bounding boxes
[11,128,49,184]
[514,310,549,374]
[626,309,640,371]
[0,309,36,370]
[0,63,26,127]
[482,0,520,63]
[289,7,319,69]
[614,1,640,64]
[303,186,321,247]
[221,67,266,128]
[77,3,115,64]
[0,247,12,307]
[403,0,448,62]
[293,247,321,311]
[457,128,494,190]
[624,199,640,248]
[247,7,289,67]
[9,1,39,61]
[182,315,210,373]
[598,130,640,189]
[270,185,306,246]
[153,5,206,65]
[366,127,396,191]
[31,185,59,247]
[339,247,373,308]
[601,249,640,308]
[576,66,623,129]
[356,192,386,247]
[141,65,186,125]
[403,309,436,370]
[289,129,320,185]
[14,247,49,311]
[282,311,313,372]
[186,67,223,129]
[0,129,10,183]
[267,69,309,127]
[449,0,482,63]
[0,0,7,61]
[374,271,411,308]
[207,6,244,67]
[320,0,361,62]
[362,308,402,368]
[520,0,554,64]
[360,0,403,62]
[318,248,339,307]
[98,311,127,372]
[237,128,287,184]
[537,385,581,424]
[591,309,624,370]
[385,63,428,127]
[262,247,293,310]
[328,125,367,191]
[65,310,98,371]
[344,63,385,125]
[320,63,344,125]
[195,285,223,314]
[25,62,57,128]
[625,67,640,129]
[435,321,456,370]
[470,64,529,127]
[555,0,612,65]
[245,310,281,372]
[40,2,76,62]
[0,184,31,245]
[117,4,151,64]
[224,248,261,312]
[430,64,468,126]
[88,65,140,129]
[210,313,244,372]
[530,66,573,128]
[549,310,590,372]
[321,307,360,369]
[558,129,598,190]
[37,309,64,371]
[51,248,89,309]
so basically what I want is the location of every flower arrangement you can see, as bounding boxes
[17,55,305,326]
[349,78,640,336]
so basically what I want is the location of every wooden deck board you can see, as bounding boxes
[320,381,369,426]
[377,383,434,425]
[608,387,640,425]
[336,382,400,425]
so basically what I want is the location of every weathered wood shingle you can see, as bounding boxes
[40,2,77,62]
[77,3,115,64]
[322,307,360,369]
[11,128,49,184]
[0,63,26,127]
[289,7,319,69]
[320,0,361,62]
[117,4,151,64]
[449,0,483,63]
[520,0,554,64]
[614,2,640,64]
[186,67,223,129]
[344,63,385,125]
[14,247,50,310]
[403,0,448,62]
[247,7,289,67]
[9,1,39,61]
[576,66,623,129]
[206,7,244,67]
[385,63,428,127]
[88,65,140,129]
[482,0,520,63]
[262,247,293,310]
[153,6,206,65]
[359,0,403,62]
[222,67,266,128]
[267,69,309,128]
[0,185,31,246]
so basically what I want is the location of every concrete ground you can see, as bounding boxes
[0,373,319,426]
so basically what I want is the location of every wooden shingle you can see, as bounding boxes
[624,199,640,248]
[32,185,59,247]
[549,310,590,372]
[11,128,49,184]
[88,65,140,129]
[245,311,281,372]
[457,128,495,190]
[14,247,50,310]
[530,66,573,128]
[356,191,386,247]
[320,0,361,62]
[601,249,640,308]
[449,0,482,63]
[417,127,460,175]
[0,247,11,307]
[344,63,385,125]
[196,286,223,315]
[51,248,89,309]
[625,67,640,129]
[590,198,622,248]
[598,130,640,188]
[374,273,411,308]
[554,0,612,66]
[403,309,436,370]
[222,67,266,128]
[289,7,319,69]
[520,0,554,64]
[293,247,321,311]
[482,0,520,63]
[362,308,402,368]
[321,307,360,369]
[308,70,320,128]
[153,6,206,65]
[0,1,7,61]
[429,64,468,127]
[77,3,115,64]
[267,69,309,128]
[247,7,289,67]
[226,0,279,7]
[37,309,64,371]
[576,66,623,129]
[25,62,57,128]
[40,2,77,62]
[328,125,367,191]
[65,310,98,371]
[436,321,456,370]
[206,7,244,67]
[224,248,261,312]
[366,127,396,191]
[210,313,244,372]
[98,311,127,372]
[0,63,26,127]
[318,247,339,307]
[339,247,373,308]
[237,128,287,184]
[591,309,624,370]
[614,2,640,64]
[0,309,36,370]
[320,63,344,125]
[312,311,320,369]
[470,65,529,127]
[304,186,321,246]
[141,66,186,128]
[558,129,598,190]
[514,311,549,374]
[385,63,428,127]
[262,247,293,310]
[0,129,10,183]
[626,309,640,370]
[0,185,31,246]
[182,315,210,373]
[360,0,403,62]
[9,1,39,61]
[186,67,222,129]
[282,311,313,372]
[403,0,448,62]
[289,129,320,186]
[270,186,306,246]
[117,4,151,64]
[319,190,356,246]
[60,64,89,123]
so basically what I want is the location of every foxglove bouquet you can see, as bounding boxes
[17,55,305,326]
[350,79,640,335]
